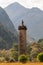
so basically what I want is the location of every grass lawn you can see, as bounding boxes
[0,63,43,65]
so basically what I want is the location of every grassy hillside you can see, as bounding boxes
[0,23,18,49]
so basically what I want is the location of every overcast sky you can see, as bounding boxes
[0,0,43,10]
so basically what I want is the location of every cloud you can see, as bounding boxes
[0,0,17,8]
[31,0,43,10]
[32,0,42,3]
[0,0,43,10]
[18,0,43,10]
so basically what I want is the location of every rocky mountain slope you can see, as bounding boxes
[5,2,43,40]
[0,23,18,49]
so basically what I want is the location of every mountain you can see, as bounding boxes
[0,7,17,35]
[0,23,18,49]
[5,2,43,40]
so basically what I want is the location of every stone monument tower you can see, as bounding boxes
[18,20,27,55]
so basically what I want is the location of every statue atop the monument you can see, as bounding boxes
[18,20,27,30]
[22,20,24,26]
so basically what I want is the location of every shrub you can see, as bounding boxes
[9,49,18,61]
[9,58,15,62]
[0,57,6,62]
[5,56,10,62]
[37,53,43,62]
[18,54,28,63]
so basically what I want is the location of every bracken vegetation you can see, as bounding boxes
[0,38,43,62]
